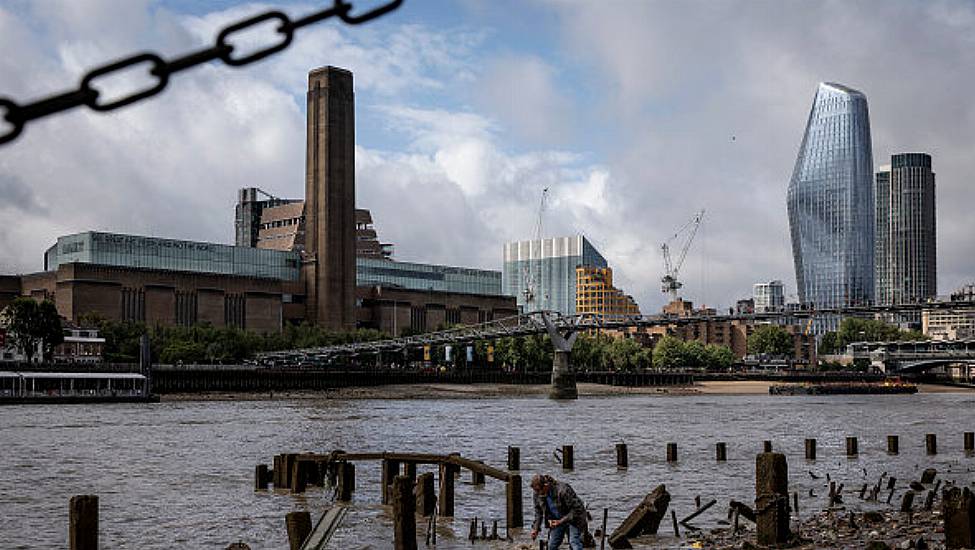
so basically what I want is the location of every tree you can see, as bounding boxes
[682,340,708,367]
[1,298,63,364]
[652,336,685,370]
[704,344,734,370]
[747,325,794,356]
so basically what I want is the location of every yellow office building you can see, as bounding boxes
[576,267,641,317]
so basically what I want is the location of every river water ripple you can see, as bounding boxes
[2,392,975,549]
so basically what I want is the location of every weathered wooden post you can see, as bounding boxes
[283,454,297,490]
[273,455,284,488]
[763,440,773,453]
[416,472,436,517]
[562,445,574,470]
[291,461,308,494]
[804,438,816,460]
[507,474,523,529]
[285,511,311,550]
[616,443,629,468]
[667,443,678,463]
[392,475,417,550]
[901,490,915,513]
[846,437,858,457]
[716,442,727,462]
[943,487,975,549]
[965,432,974,452]
[69,495,98,550]
[472,464,485,486]
[508,446,520,471]
[382,458,402,505]
[755,452,790,545]
[888,435,899,454]
[439,462,457,517]
[337,462,355,502]
[255,464,269,491]
[404,462,417,481]
[927,433,938,455]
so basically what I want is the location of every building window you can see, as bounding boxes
[121,287,145,322]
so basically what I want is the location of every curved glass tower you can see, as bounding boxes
[788,82,875,316]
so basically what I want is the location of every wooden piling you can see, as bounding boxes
[69,495,98,550]
[901,490,916,513]
[337,462,355,502]
[846,437,858,457]
[382,459,402,505]
[671,509,679,537]
[472,465,485,486]
[927,434,938,455]
[616,443,629,468]
[273,455,283,488]
[507,446,520,471]
[888,435,899,454]
[506,474,523,529]
[965,432,974,452]
[667,443,678,463]
[804,438,816,460]
[255,464,269,491]
[285,511,311,550]
[943,487,975,549]
[716,442,727,462]
[291,461,307,494]
[404,462,417,481]
[283,454,297,490]
[416,472,436,517]
[562,445,574,470]
[439,462,457,517]
[392,475,417,550]
[755,452,790,545]
[763,440,773,453]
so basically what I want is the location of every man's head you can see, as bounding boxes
[530,474,554,494]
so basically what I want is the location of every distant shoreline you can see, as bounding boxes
[159,380,974,401]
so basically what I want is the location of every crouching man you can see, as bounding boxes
[530,474,587,550]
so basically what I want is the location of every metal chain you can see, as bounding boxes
[0,0,403,147]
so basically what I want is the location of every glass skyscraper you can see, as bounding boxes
[502,235,607,315]
[875,153,937,307]
[787,82,875,317]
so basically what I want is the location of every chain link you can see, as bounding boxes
[0,0,402,146]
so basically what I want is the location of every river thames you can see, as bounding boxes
[2,389,974,549]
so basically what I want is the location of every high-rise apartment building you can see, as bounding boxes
[575,266,640,318]
[303,67,356,331]
[753,280,785,313]
[788,82,875,319]
[875,153,937,306]
[502,235,607,315]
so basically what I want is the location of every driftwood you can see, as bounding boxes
[608,484,671,549]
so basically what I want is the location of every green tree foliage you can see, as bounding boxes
[818,318,928,355]
[603,338,651,371]
[651,335,734,370]
[747,325,795,356]
[705,344,735,369]
[1,298,63,363]
[652,336,686,369]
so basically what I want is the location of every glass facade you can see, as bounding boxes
[44,232,300,281]
[502,235,608,315]
[788,82,875,316]
[875,153,937,306]
[356,258,503,296]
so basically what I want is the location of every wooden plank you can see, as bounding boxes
[300,506,349,550]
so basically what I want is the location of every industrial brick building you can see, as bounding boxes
[1,66,516,336]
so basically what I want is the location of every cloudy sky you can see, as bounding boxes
[1,0,974,313]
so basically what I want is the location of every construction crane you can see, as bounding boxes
[522,188,549,306]
[660,209,705,302]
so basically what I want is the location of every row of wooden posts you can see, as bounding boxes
[545,431,975,469]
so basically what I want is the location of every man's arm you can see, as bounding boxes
[560,483,587,525]
[532,492,544,532]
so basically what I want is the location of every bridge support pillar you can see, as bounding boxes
[541,313,580,401]
[550,350,577,400]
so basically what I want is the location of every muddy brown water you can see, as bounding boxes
[2,392,974,549]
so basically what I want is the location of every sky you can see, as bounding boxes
[1,0,974,313]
